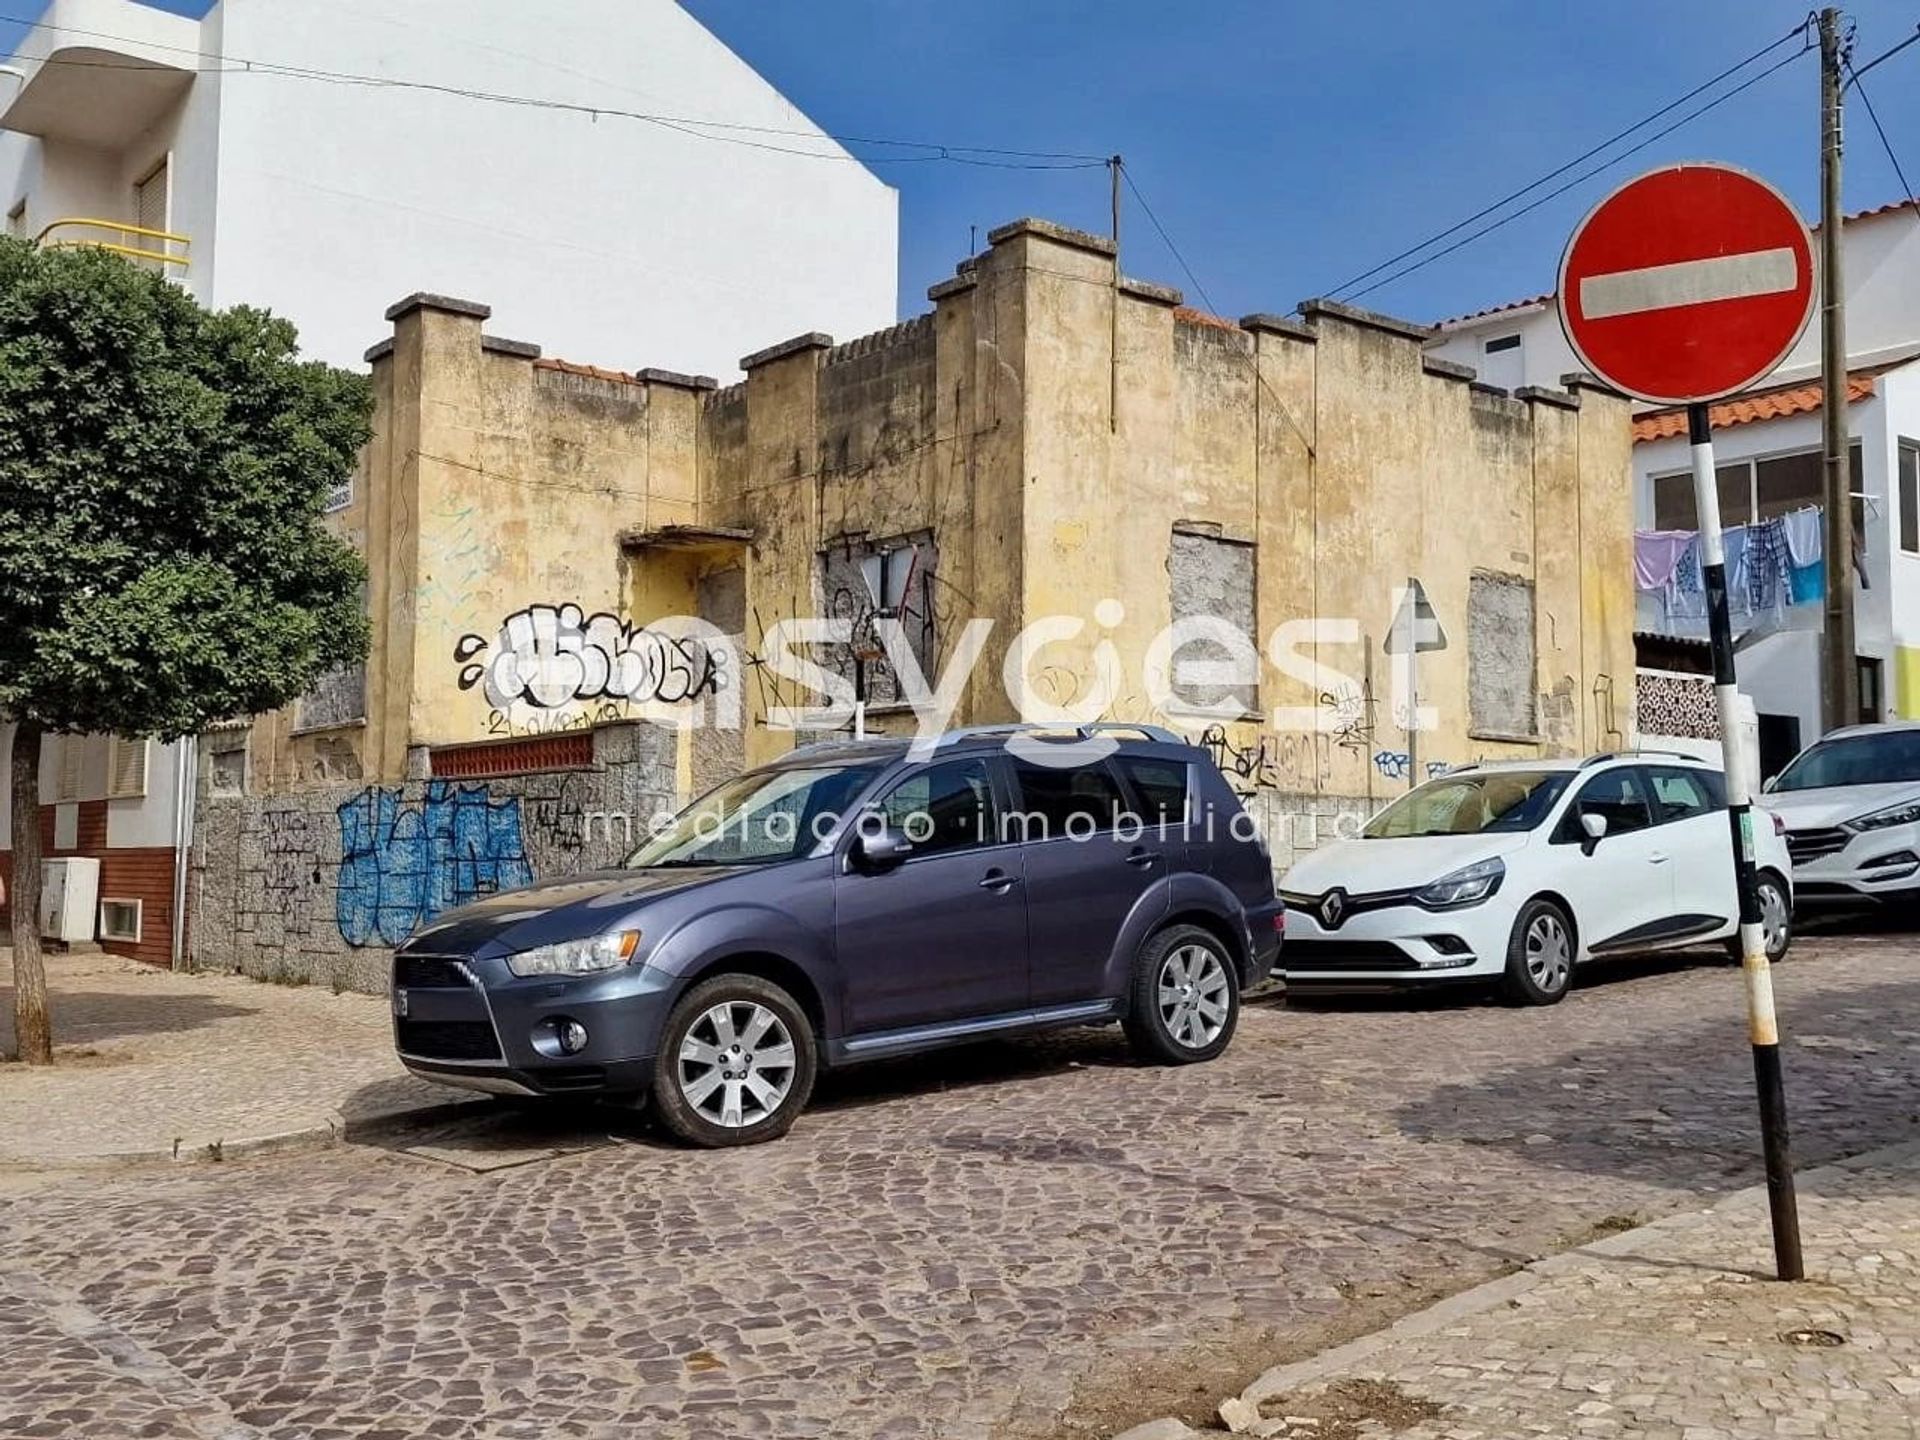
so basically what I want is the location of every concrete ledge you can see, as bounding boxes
[928,272,979,302]
[1422,355,1478,383]
[1299,298,1437,344]
[1515,383,1581,411]
[635,367,719,391]
[986,216,1116,257]
[363,337,395,365]
[1119,275,1183,307]
[741,332,834,372]
[1562,370,1630,399]
[1469,381,1515,400]
[481,334,542,360]
[384,292,491,323]
[1239,312,1317,343]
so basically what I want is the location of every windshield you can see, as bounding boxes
[1773,730,1920,792]
[625,764,882,868]
[1364,770,1572,838]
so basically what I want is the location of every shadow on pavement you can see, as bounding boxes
[1392,973,1920,1194]
[1276,948,1714,1014]
[0,987,253,1052]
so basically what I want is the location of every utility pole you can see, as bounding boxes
[1110,155,1123,433]
[1819,7,1857,732]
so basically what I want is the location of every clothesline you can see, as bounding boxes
[1633,505,1827,625]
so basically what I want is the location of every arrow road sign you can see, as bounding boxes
[1383,579,1446,655]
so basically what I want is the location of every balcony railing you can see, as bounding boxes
[35,217,189,271]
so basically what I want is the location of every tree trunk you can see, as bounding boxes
[8,720,52,1065]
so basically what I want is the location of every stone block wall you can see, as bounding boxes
[191,722,676,993]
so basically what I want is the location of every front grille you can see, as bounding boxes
[396,1019,502,1062]
[395,954,471,989]
[1786,827,1850,864]
[1282,939,1414,972]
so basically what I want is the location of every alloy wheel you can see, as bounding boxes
[1157,944,1231,1049]
[1759,882,1790,958]
[1525,912,1572,994]
[676,1001,797,1129]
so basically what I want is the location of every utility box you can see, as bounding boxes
[40,857,101,943]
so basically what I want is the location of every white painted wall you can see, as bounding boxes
[0,726,183,851]
[2,0,900,375]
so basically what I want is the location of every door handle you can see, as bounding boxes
[1124,849,1161,868]
[1649,852,1671,864]
[978,869,1021,893]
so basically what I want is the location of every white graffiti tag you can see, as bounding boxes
[456,605,728,710]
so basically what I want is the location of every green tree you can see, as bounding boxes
[0,239,370,1063]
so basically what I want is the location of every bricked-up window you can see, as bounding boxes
[1468,571,1536,739]
[107,736,148,799]
[1169,528,1256,716]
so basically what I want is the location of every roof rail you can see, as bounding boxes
[934,721,1187,748]
[1578,748,1704,768]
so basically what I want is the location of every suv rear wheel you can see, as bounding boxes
[650,974,817,1148]
[1124,925,1240,1064]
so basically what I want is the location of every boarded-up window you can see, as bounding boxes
[1468,571,1536,738]
[297,663,367,730]
[1169,528,1257,715]
[107,736,148,799]
[818,531,939,707]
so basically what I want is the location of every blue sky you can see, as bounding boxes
[6,1,1918,324]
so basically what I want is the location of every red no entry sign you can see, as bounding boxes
[1559,164,1815,406]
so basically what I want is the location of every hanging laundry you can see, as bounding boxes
[1720,526,1755,619]
[1780,506,1824,605]
[1745,517,1790,615]
[1669,534,1708,620]
[1634,529,1695,593]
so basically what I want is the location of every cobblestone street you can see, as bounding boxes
[4,934,1918,1439]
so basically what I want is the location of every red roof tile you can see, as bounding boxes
[534,356,645,387]
[1632,373,1877,442]
[1173,305,1241,332]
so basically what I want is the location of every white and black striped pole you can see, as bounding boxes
[1689,401,1804,1281]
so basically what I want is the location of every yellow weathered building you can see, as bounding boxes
[241,216,1635,837]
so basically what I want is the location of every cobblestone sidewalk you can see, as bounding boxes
[0,950,477,1164]
[1148,1140,1920,1440]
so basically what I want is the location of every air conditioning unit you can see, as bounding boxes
[40,858,101,943]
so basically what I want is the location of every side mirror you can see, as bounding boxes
[853,826,913,873]
[1762,774,1778,794]
[1579,812,1608,855]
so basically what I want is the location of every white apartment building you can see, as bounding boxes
[0,0,900,373]
[1428,201,1920,777]
[0,0,899,964]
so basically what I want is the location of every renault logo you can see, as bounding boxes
[1319,889,1348,929]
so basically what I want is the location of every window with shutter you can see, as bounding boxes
[54,736,85,802]
[132,159,169,271]
[108,736,149,799]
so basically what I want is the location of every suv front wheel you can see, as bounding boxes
[651,974,818,1147]
[1124,925,1240,1064]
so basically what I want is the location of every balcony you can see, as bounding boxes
[36,217,188,271]
[0,0,198,149]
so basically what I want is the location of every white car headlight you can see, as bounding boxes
[1845,801,1920,833]
[506,930,641,978]
[1415,856,1505,908]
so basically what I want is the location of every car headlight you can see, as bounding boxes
[1415,856,1505,908]
[1846,801,1920,833]
[506,930,641,978]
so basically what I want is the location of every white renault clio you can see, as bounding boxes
[1278,753,1793,1004]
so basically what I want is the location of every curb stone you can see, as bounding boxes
[1113,1135,1920,1437]
[0,1097,493,1172]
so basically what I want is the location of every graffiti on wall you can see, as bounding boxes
[456,604,728,713]
[336,782,534,948]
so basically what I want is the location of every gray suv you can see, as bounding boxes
[391,724,1283,1146]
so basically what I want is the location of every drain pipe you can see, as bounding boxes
[169,737,197,971]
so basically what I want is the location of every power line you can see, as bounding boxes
[1342,36,1815,306]
[1325,17,1815,303]
[1119,162,1316,457]
[0,11,1110,170]
[1845,54,1920,218]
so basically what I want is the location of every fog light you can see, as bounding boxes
[555,1018,589,1055]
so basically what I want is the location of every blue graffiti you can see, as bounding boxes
[1373,749,1412,780]
[1425,760,1452,779]
[336,782,534,947]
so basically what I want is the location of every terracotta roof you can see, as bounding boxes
[1632,372,1878,442]
[534,356,645,387]
[1173,305,1241,332]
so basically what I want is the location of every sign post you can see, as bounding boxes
[1384,579,1446,789]
[1560,163,1816,1282]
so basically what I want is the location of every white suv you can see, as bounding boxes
[1278,752,1794,1004]
[1761,722,1920,908]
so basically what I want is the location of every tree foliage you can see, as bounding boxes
[0,238,373,740]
